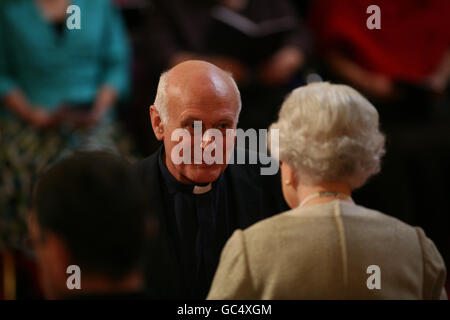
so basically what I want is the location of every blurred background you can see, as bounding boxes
[1,0,449,299]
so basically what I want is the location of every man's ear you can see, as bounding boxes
[150,105,164,141]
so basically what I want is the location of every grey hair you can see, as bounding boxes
[154,71,170,124]
[153,70,242,124]
[269,82,386,189]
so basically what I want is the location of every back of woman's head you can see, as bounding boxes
[270,82,385,189]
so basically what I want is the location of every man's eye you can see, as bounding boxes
[218,124,229,129]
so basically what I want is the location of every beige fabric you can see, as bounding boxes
[208,201,447,300]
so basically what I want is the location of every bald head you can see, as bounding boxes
[150,60,241,184]
[154,60,241,124]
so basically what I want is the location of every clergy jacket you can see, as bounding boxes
[132,146,288,299]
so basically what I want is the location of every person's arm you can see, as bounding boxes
[425,48,450,94]
[207,230,256,300]
[0,12,17,104]
[259,45,305,86]
[89,1,130,124]
[279,0,312,55]
[2,90,56,129]
[0,11,54,129]
[326,52,395,100]
[415,227,448,300]
[258,0,308,86]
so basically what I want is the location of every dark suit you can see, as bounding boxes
[132,146,288,299]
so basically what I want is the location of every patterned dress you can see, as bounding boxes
[0,0,132,249]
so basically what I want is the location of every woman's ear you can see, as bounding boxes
[281,162,298,189]
[280,162,300,209]
[150,105,164,141]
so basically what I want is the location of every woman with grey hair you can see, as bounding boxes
[208,82,447,299]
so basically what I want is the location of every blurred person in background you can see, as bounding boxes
[0,0,131,265]
[143,0,311,134]
[28,152,155,299]
[309,0,450,289]
[208,83,447,300]
[310,0,450,122]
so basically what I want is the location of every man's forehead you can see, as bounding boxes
[167,71,237,98]
[176,106,237,123]
[166,84,239,119]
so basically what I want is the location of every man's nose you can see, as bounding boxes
[201,131,216,149]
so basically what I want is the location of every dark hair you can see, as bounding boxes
[32,151,153,281]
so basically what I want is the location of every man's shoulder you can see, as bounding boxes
[132,153,157,168]
[130,150,160,182]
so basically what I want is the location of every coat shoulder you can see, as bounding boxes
[131,152,159,180]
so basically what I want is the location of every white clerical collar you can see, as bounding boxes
[193,184,212,195]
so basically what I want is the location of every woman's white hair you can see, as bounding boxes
[153,70,242,125]
[269,82,385,189]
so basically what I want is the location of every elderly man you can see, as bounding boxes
[133,60,287,299]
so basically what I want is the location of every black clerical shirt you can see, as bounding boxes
[157,149,234,299]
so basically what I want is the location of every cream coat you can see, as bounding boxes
[208,201,447,300]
